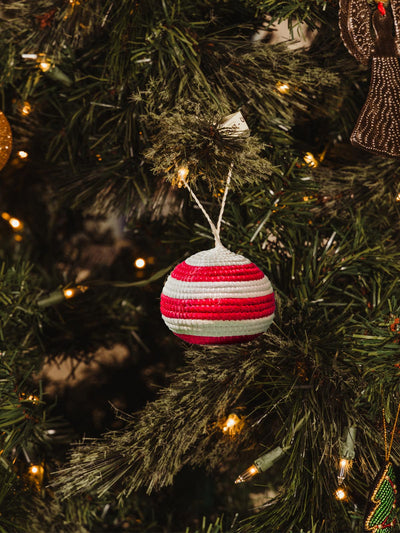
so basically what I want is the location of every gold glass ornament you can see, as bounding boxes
[0,112,12,171]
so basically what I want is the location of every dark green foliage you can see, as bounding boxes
[55,346,266,497]
[186,517,225,533]
[3,0,400,532]
[246,0,334,28]
[144,104,273,193]
[0,262,44,351]
[53,158,400,531]
[0,0,340,215]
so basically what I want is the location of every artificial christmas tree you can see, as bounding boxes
[3,1,400,532]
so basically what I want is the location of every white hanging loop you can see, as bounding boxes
[183,181,222,246]
[183,162,233,247]
[216,161,233,238]
[180,109,248,246]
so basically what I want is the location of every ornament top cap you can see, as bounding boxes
[217,111,250,137]
[185,244,252,267]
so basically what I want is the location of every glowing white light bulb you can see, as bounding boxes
[134,258,146,269]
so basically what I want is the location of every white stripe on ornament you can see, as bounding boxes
[162,276,273,299]
[185,246,251,267]
[162,314,275,336]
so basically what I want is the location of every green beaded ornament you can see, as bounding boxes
[364,399,400,532]
[364,462,397,532]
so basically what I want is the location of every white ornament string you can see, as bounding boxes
[183,163,233,247]
[216,162,234,237]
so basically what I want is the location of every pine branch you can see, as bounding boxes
[0,261,46,358]
[2,0,340,213]
[54,344,272,498]
[247,0,333,28]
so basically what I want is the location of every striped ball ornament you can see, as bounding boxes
[160,245,275,345]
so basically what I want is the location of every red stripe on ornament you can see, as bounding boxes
[161,301,275,313]
[161,293,275,308]
[175,333,261,344]
[161,300,275,320]
[171,261,265,282]
[161,294,275,320]
[161,308,274,320]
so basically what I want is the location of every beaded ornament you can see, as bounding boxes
[364,400,400,532]
[365,462,397,532]
[339,0,400,157]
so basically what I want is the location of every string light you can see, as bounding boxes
[337,426,356,485]
[21,53,51,72]
[64,0,80,19]
[18,150,28,159]
[303,144,330,169]
[276,82,290,94]
[29,464,44,479]
[39,58,51,72]
[235,446,286,484]
[175,166,189,187]
[235,464,260,484]
[20,102,32,116]
[20,393,40,404]
[63,285,88,299]
[39,285,88,307]
[220,413,244,436]
[333,426,356,503]
[396,192,400,202]
[9,218,22,229]
[1,212,24,231]
[28,464,45,488]
[21,52,72,86]
[222,414,239,432]
[134,258,146,269]
[337,458,351,485]
[335,487,348,501]
[303,152,319,167]
[27,394,40,404]
[178,167,189,179]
